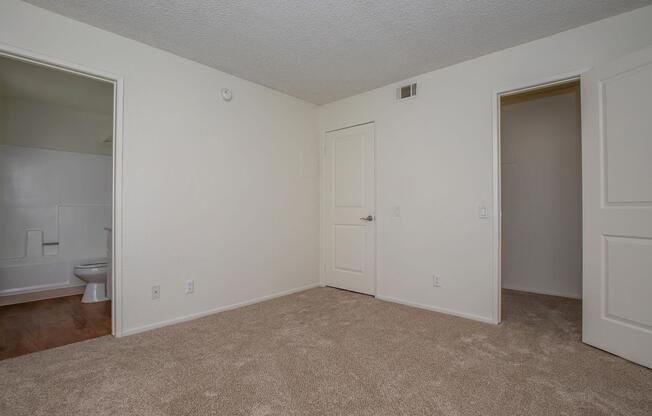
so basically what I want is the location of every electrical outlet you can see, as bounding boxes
[152,285,160,300]
[186,280,195,294]
[433,274,441,288]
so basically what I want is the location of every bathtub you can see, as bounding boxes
[0,256,104,297]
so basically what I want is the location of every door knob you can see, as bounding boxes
[360,215,374,222]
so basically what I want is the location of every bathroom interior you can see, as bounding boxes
[0,55,114,360]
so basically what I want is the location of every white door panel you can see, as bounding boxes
[602,62,652,204]
[582,46,652,368]
[325,123,375,295]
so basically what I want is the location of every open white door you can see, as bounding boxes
[324,123,376,295]
[582,46,652,368]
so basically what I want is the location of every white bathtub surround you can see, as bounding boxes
[0,285,85,306]
[0,258,80,295]
[0,144,111,258]
[0,144,111,296]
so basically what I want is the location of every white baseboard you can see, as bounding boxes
[375,294,495,324]
[121,283,320,337]
[502,285,582,299]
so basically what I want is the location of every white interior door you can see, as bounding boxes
[582,46,652,368]
[324,123,375,295]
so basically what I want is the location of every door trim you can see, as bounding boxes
[320,121,377,295]
[491,69,588,324]
[0,42,126,337]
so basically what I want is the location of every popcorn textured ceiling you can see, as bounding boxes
[24,0,652,104]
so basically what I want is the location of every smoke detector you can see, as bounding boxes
[221,88,233,101]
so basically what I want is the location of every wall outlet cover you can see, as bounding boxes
[433,275,441,287]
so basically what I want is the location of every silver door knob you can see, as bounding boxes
[360,215,374,222]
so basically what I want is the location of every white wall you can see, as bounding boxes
[501,91,582,299]
[0,0,320,334]
[2,97,113,155]
[319,5,652,323]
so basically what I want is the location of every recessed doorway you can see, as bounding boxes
[0,50,122,359]
[498,79,582,324]
[501,81,582,297]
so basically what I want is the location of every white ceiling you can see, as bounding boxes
[0,55,113,114]
[23,0,652,104]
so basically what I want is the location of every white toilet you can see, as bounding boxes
[74,262,109,303]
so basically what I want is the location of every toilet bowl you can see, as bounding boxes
[74,262,109,303]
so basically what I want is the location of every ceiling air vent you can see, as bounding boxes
[396,83,417,100]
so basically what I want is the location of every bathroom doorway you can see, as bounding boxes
[497,79,582,324]
[0,50,122,359]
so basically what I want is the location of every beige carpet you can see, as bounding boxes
[0,288,650,415]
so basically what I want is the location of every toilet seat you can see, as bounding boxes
[75,263,107,270]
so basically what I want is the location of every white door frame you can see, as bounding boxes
[320,121,377,295]
[491,70,588,324]
[0,43,126,337]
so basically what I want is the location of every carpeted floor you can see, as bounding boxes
[0,287,650,415]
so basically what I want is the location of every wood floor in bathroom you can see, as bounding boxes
[0,295,111,360]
